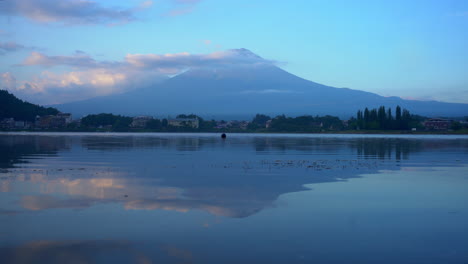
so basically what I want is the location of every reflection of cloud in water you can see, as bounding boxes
[0,240,193,264]
[19,187,266,218]
[123,198,263,218]
[21,195,95,211]
[1,180,11,193]
[160,245,193,262]
[3,134,468,218]
[3,161,410,217]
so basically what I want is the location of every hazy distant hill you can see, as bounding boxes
[55,49,468,119]
[0,90,59,121]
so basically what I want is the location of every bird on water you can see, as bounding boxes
[221,133,227,139]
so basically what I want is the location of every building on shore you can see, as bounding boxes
[215,120,249,130]
[0,118,15,129]
[1,118,33,130]
[57,113,73,124]
[423,118,452,130]
[35,113,73,129]
[131,116,154,128]
[168,118,199,129]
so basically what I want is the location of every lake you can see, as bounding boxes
[1,133,468,264]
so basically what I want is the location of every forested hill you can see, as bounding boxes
[0,90,59,121]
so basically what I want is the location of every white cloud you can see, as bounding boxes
[13,48,274,104]
[14,68,164,104]
[22,49,273,70]
[0,72,17,91]
[0,0,152,25]
[22,51,100,67]
[125,48,273,69]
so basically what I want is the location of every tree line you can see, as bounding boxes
[0,90,59,122]
[3,89,464,133]
[249,114,343,132]
[350,106,422,130]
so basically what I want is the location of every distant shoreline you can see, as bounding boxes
[2,130,468,135]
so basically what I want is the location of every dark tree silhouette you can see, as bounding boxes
[0,90,59,121]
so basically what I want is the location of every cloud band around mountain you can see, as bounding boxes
[22,49,273,69]
[4,49,274,104]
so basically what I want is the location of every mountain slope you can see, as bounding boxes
[1,90,59,121]
[55,50,468,119]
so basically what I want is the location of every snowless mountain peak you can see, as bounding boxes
[228,48,262,59]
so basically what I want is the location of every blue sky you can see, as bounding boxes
[1,0,468,104]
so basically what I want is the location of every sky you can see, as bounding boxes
[0,0,468,105]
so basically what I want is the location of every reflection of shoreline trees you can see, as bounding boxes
[352,138,419,160]
[351,138,468,161]
[252,137,344,153]
[250,136,468,162]
[80,136,208,151]
[0,135,70,169]
[251,137,418,162]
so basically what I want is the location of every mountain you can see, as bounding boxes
[0,90,59,121]
[55,49,468,119]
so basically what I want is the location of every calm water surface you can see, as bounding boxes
[1,133,468,264]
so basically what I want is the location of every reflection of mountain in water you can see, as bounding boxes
[1,134,467,218]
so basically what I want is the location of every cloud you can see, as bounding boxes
[22,51,98,67]
[125,48,273,69]
[13,67,169,104]
[166,0,202,17]
[0,41,26,55]
[15,69,156,104]
[166,6,194,17]
[22,49,273,70]
[138,0,154,10]
[13,48,274,104]
[0,72,16,91]
[0,0,152,25]
[21,51,121,68]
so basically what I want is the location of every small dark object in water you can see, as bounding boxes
[221,133,227,139]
